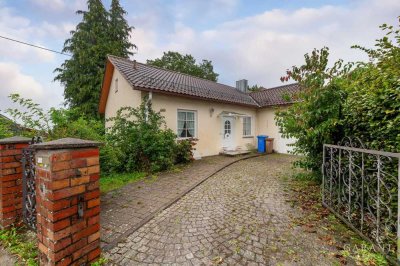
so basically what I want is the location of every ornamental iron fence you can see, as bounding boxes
[21,136,42,230]
[322,137,400,263]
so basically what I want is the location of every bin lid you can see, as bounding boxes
[257,135,268,138]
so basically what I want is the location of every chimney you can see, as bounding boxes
[133,60,137,70]
[236,79,248,93]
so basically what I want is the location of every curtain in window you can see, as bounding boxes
[178,111,195,138]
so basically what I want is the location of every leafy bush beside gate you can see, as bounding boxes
[276,17,400,179]
[3,94,196,176]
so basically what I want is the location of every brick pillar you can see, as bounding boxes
[0,136,31,228]
[32,138,101,266]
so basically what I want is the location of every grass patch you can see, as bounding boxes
[340,243,387,266]
[90,256,108,266]
[100,172,146,193]
[0,227,38,265]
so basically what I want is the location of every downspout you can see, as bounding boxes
[145,91,153,122]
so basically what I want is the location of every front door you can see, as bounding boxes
[222,117,234,150]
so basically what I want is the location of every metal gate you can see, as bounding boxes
[21,136,42,230]
[322,137,400,262]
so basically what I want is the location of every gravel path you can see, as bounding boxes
[106,155,337,265]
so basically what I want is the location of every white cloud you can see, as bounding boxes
[133,0,399,87]
[0,62,63,112]
[172,0,239,21]
[40,21,75,39]
[30,0,66,11]
[0,6,74,63]
[29,0,86,12]
[132,28,160,62]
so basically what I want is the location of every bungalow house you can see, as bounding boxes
[99,55,300,158]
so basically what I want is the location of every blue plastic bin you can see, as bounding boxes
[257,135,268,153]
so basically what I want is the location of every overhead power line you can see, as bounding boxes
[0,35,71,56]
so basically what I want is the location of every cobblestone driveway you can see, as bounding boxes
[106,155,338,265]
[101,155,256,248]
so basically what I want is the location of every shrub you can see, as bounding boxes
[174,138,197,164]
[276,48,349,174]
[50,108,105,140]
[6,94,105,140]
[5,94,116,174]
[5,94,194,175]
[343,21,400,152]
[106,99,183,173]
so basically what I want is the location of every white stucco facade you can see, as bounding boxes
[104,67,143,127]
[256,107,295,154]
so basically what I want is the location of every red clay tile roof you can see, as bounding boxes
[108,55,259,106]
[249,83,301,107]
[103,55,301,110]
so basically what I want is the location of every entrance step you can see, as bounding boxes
[220,150,251,156]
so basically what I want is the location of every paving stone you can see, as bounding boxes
[104,155,340,265]
[101,155,253,248]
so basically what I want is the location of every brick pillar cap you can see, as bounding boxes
[0,136,31,144]
[31,137,102,150]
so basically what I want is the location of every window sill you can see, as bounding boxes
[243,136,254,139]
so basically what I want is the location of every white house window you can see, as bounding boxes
[243,116,252,136]
[114,78,119,93]
[178,110,196,138]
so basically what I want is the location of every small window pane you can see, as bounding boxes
[243,117,251,136]
[186,112,194,120]
[178,129,184,136]
[178,112,186,120]
[187,121,195,129]
[178,120,185,129]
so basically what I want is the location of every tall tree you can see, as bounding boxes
[248,84,262,92]
[54,0,134,118]
[147,51,219,81]
[109,0,136,57]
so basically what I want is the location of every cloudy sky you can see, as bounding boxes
[0,0,399,113]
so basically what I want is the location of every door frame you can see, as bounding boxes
[222,116,235,150]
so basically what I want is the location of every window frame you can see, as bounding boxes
[243,116,252,137]
[114,78,119,93]
[177,109,197,139]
